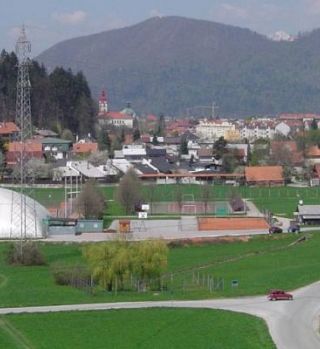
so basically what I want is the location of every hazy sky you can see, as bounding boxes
[1,0,320,56]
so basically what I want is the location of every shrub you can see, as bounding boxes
[51,263,91,288]
[6,241,46,266]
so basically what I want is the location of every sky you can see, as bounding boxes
[1,0,320,56]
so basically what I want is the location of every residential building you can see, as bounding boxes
[239,119,276,141]
[0,122,19,141]
[72,142,98,156]
[196,119,236,140]
[305,145,320,165]
[41,137,72,160]
[6,141,43,166]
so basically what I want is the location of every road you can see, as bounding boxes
[0,281,319,348]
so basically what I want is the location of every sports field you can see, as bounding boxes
[23,184,320,219]
[0,308,275,349]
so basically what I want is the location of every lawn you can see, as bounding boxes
[2,308,275,349]
[0,233,320,307]
[23,184,320,219]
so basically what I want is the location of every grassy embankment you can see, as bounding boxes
[0,308,276,349]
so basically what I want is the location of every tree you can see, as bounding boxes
[98,128,111,151]
[25,159,52,179]
[213,137,227,159]
[83,239,168,292]
[133,128,141,141]
[131,240,168,291]
[88,150,108,166]
[311,118,318,130]
[83,242,117,291]
[201,183,213,214]
[156,114,165,136]
[60,128,74,142]
[116,168,142,214]
[180,137,188,155]
[175,184,183,213]
[120,128,126,143]
[152,135,159,145]
[269,145,293,168]
[144,183,157,214]
[222,151,239,173]
[76,180,105,219]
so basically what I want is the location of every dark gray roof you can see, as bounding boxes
[164,136,181,144]
[146,148,166,157]
[150,157,173,173]
[182,131,199,141]
[134,163,158,174]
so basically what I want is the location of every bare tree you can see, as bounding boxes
[88,150,108,166]
[201,183,213,214]
[175,184,183,213]
[76,180,105,219]
[116,168,142,214]
[145,183,156,214]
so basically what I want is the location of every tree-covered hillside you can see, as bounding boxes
[36,16,320,117]
[0,50,96,136]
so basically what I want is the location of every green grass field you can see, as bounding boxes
[24,184,320,219]
[0,233,320,307]
[1,308,275,349]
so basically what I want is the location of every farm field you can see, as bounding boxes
[1,308,275,349]
[0,233,320,307]
[19,184,320,219]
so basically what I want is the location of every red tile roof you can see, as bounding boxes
[306,145,320,158]
[279,113,320,120]
[107,112,133,120]
[146,114,158,122]
[245,166,284,183]
[0,122,19,135]
[73,142,98,154]
[8,141,42,153]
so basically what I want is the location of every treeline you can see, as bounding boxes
[0,50,96,137]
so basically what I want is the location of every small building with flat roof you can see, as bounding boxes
[296,205,320,225]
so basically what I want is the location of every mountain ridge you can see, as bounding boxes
[36,16,320,116]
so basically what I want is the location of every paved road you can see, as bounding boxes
[1,281,320,348]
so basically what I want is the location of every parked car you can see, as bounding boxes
[288,224,300,233]
[269,226,283,234]
[268,289,293,301]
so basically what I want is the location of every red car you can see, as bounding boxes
[268,289,293,301]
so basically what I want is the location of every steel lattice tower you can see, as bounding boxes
[15,25,32,141]
[10,26,37,240]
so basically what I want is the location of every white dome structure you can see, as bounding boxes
[0,188,49,239]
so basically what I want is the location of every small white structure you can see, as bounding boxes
[0,188,49,239]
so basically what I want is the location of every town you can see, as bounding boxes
[2,93,320,188]
[1,6,320,349]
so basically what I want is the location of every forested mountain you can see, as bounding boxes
[36,16,320,117]
[0,50,96,136]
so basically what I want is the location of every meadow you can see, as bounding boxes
[0,308,275,349]
[0,233,320,307]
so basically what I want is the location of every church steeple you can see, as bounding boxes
[98,90,108,114]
